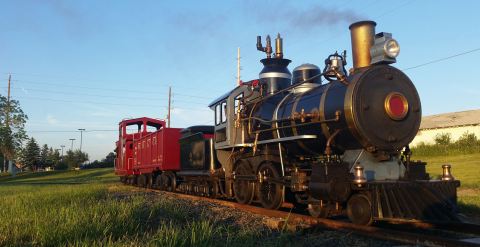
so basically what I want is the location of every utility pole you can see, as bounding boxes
[237,47,241,86]
[7,74,11,108]
[60,145,65,160]
[78,129,86,152]
[69,138,76,151]
[3,75,11,173]
[167,86,171,128]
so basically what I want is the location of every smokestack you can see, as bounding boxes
[349,20,376,69]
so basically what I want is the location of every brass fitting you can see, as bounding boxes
[275,33,283,58]
[441,164,455,181]
[349,21,376,69]
[353,163,367,186]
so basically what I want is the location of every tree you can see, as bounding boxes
[64,150,89,169]
[47,147,61,169]
[0,95,28,172]
[104,152,115,166]
[40,144,49,169]
[21,138,41,171]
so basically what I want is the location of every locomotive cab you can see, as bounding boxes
[209,85,258,150]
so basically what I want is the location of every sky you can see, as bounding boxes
[0,0,479,161]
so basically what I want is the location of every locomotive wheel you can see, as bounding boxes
[156,173,166,190]
[233,161,255,204]
[137,175,147,187]
[209,181,219,198]
[165,172,176,192]
[158,173,175,191]
[146,174,153,189]
[258,162,284,210]
[308,198,330,218]
[347,193,373,225]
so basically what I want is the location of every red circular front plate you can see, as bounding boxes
[385,92,408,120]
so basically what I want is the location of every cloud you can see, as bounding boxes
[46,114,58,125]
[246,3,365,32]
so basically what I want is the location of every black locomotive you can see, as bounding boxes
[206,20,459,225]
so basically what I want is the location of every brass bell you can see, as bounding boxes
[441,164,455,181]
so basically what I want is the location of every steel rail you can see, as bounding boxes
[128,186,480,247]
[382,219,480,236]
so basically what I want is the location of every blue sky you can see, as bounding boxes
[0,0,479,160]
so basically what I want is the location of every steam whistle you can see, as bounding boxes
[275,33,283,58]
[257,35,272,58]
[257,34,284,59]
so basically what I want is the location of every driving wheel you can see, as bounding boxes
[258,162,284,210]
[347,193,373,225]
[233,160,255,204]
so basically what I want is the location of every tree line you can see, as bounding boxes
[15,138,89,170]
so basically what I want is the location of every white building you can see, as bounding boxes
[411,109,480,146]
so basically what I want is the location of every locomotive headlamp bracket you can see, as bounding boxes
[370,32,400,65]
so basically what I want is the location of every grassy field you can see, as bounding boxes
[0,169,284,247]
[0,154,478,246]
[415,152,480,217]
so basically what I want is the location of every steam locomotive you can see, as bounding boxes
[115,20,460,225]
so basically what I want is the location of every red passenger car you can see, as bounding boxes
[115,117,182,185]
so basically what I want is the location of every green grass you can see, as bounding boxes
[415,152,480,217]
[0,169,294,247]
[1,157,479,246]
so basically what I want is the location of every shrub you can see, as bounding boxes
[55,161,69,170]
[434,133,452,145]
[412,131,480,157]
[456,131,479,146]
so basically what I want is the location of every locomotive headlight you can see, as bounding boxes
[384,39,400,58]
[370,32,399,65]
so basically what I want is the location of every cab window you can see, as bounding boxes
[221,101,227,123]
[215,104,221,125]
[234,93,243,115]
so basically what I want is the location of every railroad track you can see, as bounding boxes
[129,185,480,247]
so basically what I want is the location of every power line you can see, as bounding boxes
[0,86,209,104]
[7,79,219,100]
[1,76,227,96]
[20,96,166,108]
[27,129,117,133]
[403,47,480,71]
[19,96,213,111]
[2,71,227,93]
